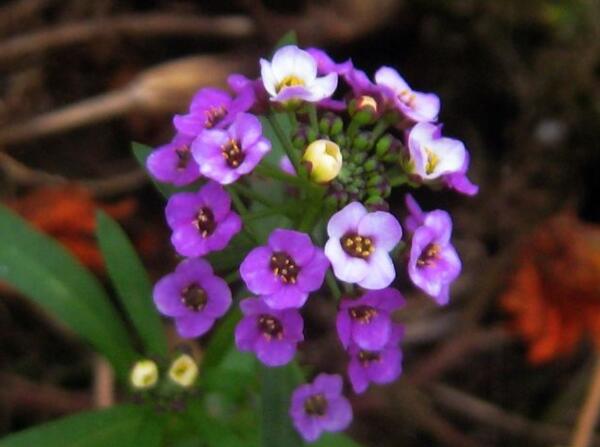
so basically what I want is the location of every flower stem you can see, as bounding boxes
[224,270,240,284]
[268,114,304,178]
[307,104,319,132]
[255,163,309,188]
[326,270,341,300]
[228,183,279,209]
[570,355,600,447]
[368,120,390,148]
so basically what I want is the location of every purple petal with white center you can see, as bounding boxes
[325,238,369,283]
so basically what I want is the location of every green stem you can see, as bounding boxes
[268,114,304,177]
[287,111,298,129]
[255,163,308,188]
[226,186,248,215]
[229,183,279,208]
[346,116,362,141]
[326,270,341,300]
[389,174,408,187]
[307,104,318,132]
[224,270,240,284]
[368,120,390,148]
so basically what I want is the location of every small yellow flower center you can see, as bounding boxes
[175,144,191,170]
[349,305,378,324]
[180,284,207,312]
[258,314,284,340]
[425,148,440,175]
[397,89,416,108]
[270,252,299,284]
[193,207,216,238]
[304,394,328,416]
[204,105,227,128]
[341,234,374,259]
[276,75,305,93]
[417,243,441,267]
[221,139,245,168]
[358,350,382,366]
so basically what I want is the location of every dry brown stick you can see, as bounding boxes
[0,54,253,147]
[0,371,91,415]
[407,326,512,386]
[93,356,114,408]
[431,383,600,447]
[570,355,600,447]
[0,0,50,35]
[0,13,254,65]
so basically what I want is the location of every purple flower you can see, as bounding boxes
[173,87,252,137]
[260,45,338,103]
[306,48,353,76]
[407,202,461,305]
[375,66,440,122]
[146,133,200,186]
[240,229,329,309]
[324,202,402,289]
[228,73,269,114]
[347,324,404,394]
[289,374,353,442]
[404,193,425,234]
[235,298,303,366]
[336,288,405,351]
[406,122,467,182]
[165,181,242,257]
[192,113,271,184]
[443,150,479,196]
[153,258,231,338]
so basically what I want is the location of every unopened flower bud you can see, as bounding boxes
[168,354,198,388]
[352,133,370,151]
[130,359,159,390]
[330,117,344,136]
[364,158,378,172]
[302,139,343,183]
[376,135,392,158]
[349,95,378,125]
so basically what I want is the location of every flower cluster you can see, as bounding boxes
[146,43,476,442]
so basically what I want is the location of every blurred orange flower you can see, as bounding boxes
[501,213,600,363]
[7,186,136,272]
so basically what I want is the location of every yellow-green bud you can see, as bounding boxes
[302,139,343,183]
[130,359,159,390]
[168,354,198,388]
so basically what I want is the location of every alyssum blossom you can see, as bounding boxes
[146,133,200,187]
[336,287,405,351]
[192,112,271,185]
[165,182,241,258]
[240,229,329,309]
[290,374,353,442]
[153,258,231,338]
[235,298,304,367]
[347,324,404,394]
[261,45,338,103]
[325,202,402,290]
[405,195,462,305]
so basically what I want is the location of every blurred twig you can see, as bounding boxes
[570,355,600,447]
[93,356,114,408]
[0,0,50,36]
[0,13,255,66]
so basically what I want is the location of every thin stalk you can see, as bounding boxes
[255,163,309,188]
[229,183,279,208]
[368,120,390,148]
[307,104,319,132]
[268,114,304,177]
[326,271,341,300]
[570,355,600,447]
[224,270,240,284]
[346,116,362,141]
[226,185,248,215]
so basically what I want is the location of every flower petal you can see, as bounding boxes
[358,250,396,290]
[240,246,281,294]
[327,202,367,238]
[325,238,369,284]
[268,229,315,266]
[175,314,214,338]
[358,211,402,251]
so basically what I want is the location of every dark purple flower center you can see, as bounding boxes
[258,314,284,340]
[175,144,192,170]
[204,105,227,128]
[349,305,378,324]
[192,207,216,238]
[358,350,382,366]
[180,284,207,312]
[221,139,245,168]
[341,233,374,259]
[304,393,328,416]
[417,243,440,268]
[270,252,299,284]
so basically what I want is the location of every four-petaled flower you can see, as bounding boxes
[146,133,200,186]
[153,258,232,338]
[165,181,242,257]
[375,66,440,123]
[289,374,353,442]
[260,45,338,104]
[336,287,405,351]
[325,202,402,289]
[347,324,404,394]
[240,229,329,309]
[192,112,271,184]
[406,195,461,305]
[235,298,304,366]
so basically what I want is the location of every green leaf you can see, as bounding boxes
[273,31,298,53]
[0,404,163,447]
[312,433,362,447]
[203,307,243,370]
[96,211,168,357]
[261,364,303,447]
[0,205,135,379]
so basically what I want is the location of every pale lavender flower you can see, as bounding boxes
[260,45,338,103]
[173,87,252,137]
[375,66,440,122]
[324,202,402,289]
[235,298,303,367]
[347,325,403,394]
[406,201,461,305]
[192,112,271,184]
[146,133,200,186]
[165,181,242,257]
[443,150,479,196]
[153,258,231,338]
[336,288,405,351]
[289,374,353,442]
[240,229,329,309]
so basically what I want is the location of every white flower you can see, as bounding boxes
[260,45,338,103]
[168,354,198,388]
[130,359,159,390]
[302,139,343,183]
